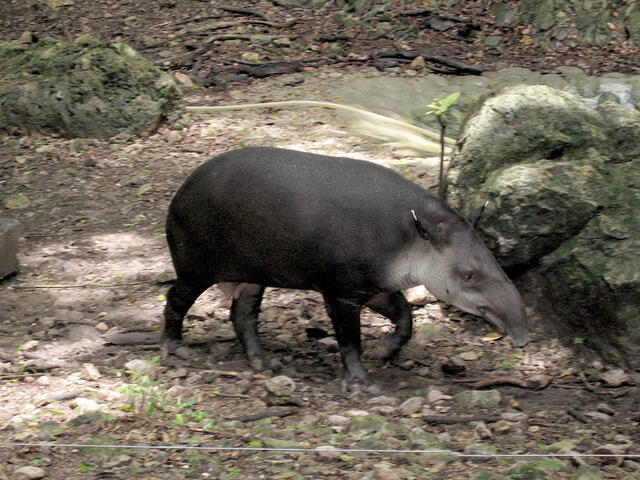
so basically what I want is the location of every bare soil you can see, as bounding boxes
[1,1,639,479]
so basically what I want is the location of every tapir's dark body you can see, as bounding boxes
[164,147,528,389]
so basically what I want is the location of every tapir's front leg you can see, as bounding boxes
[323,295,377,393]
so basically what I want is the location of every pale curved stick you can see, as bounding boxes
[185,100,456,146]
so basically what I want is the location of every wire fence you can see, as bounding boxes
[2,442,638,458]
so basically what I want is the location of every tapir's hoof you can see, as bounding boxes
[341,378,381,395]
[374,336,402,362]
[248,356,282,373]
[160,337,182,360]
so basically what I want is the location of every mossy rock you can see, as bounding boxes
[0,37,182,138]
[447,84,640,367]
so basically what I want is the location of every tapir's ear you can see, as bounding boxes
[467,201,489,229]
[411,209,434,242]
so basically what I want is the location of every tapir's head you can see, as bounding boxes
[409,202,529,347]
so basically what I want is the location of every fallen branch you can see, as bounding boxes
[199,369,269,380]
[12,280,155,289]
[422,414,501,425]
[567,409,589,423]
[471,375,553,390]
[229,407,298,422]
[220,6,270,20]
[379,50,485,75]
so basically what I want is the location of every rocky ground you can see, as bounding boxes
[1,1,640,479]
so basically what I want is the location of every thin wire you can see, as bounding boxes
[2,443,638,458]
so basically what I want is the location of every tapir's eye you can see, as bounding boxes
[463,272,475,282]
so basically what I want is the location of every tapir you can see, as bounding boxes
[163,147,528,390]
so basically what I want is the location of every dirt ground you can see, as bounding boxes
[1,1,640,479]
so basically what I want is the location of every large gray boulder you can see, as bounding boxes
[447,85,640,365]
[0,37,182,138]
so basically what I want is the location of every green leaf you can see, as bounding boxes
[573,337,585,344]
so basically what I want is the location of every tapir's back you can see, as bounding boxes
[167,147,433,293]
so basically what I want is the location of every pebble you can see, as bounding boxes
[95,322,110,332]
[344,409,369,417]
[501,411,528,422]
[599,369,630,387]
[367,396,397,405]
[326,414,349,426]
[81,363,102,380]
[427,389,452,403]
[124,359,159,379]
[14,466,46,479]
[373,461,402,480]
[264,375,296,396]
[585,411,612,422]
[398,397,423,416]
[472,420,493,439]
[70,397,100,413]
[371,405,397,415]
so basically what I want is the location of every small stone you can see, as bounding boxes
[399,360,415,370]
[35,144,60,154]
[454,389,501,409]
[4,194,30,210]
[599,369,630,387]
[574,465,604,480]
[167,367,188,378]
[371,405,396,415]
[240,51,261,62]
[463,443,498,455]
[124,359,159,380]
[409,56,427,71]
[95,322,109,332]
[441,357,466,375]
[81,363,102,380]
[314,445,340,459]
[398,397,423,416]
[472,420,493,439]
[344,409,369,417]
[492,420,512,433]
[165,130,182,144]
[173,72,195,87]
[597,403,615,415]
[326,414,349,426]
[70,397,100,413]
[273,37,292,47]
[164,385,194,402]
[69,138,90,152]
[427,388,453,403]
[373,461,402,480]
[585,411,612,422]
[14,466,46,479]
[264,375,296,396]
[16,31,34,45]
[459,351,482,361]
[501,411,528,422]
[36,376,51,386]
[367,396,397,405]
[317,337,339,351]
[415,366,431,377]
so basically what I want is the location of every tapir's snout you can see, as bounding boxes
[510,327,529,347]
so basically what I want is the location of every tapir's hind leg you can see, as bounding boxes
[230,283,282,371]
[162,277,210,358]
[366,292,413,361]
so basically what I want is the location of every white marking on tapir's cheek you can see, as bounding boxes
[384,244,448,297]
[416,254,450,301]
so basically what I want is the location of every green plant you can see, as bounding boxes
[425,92,461,199]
